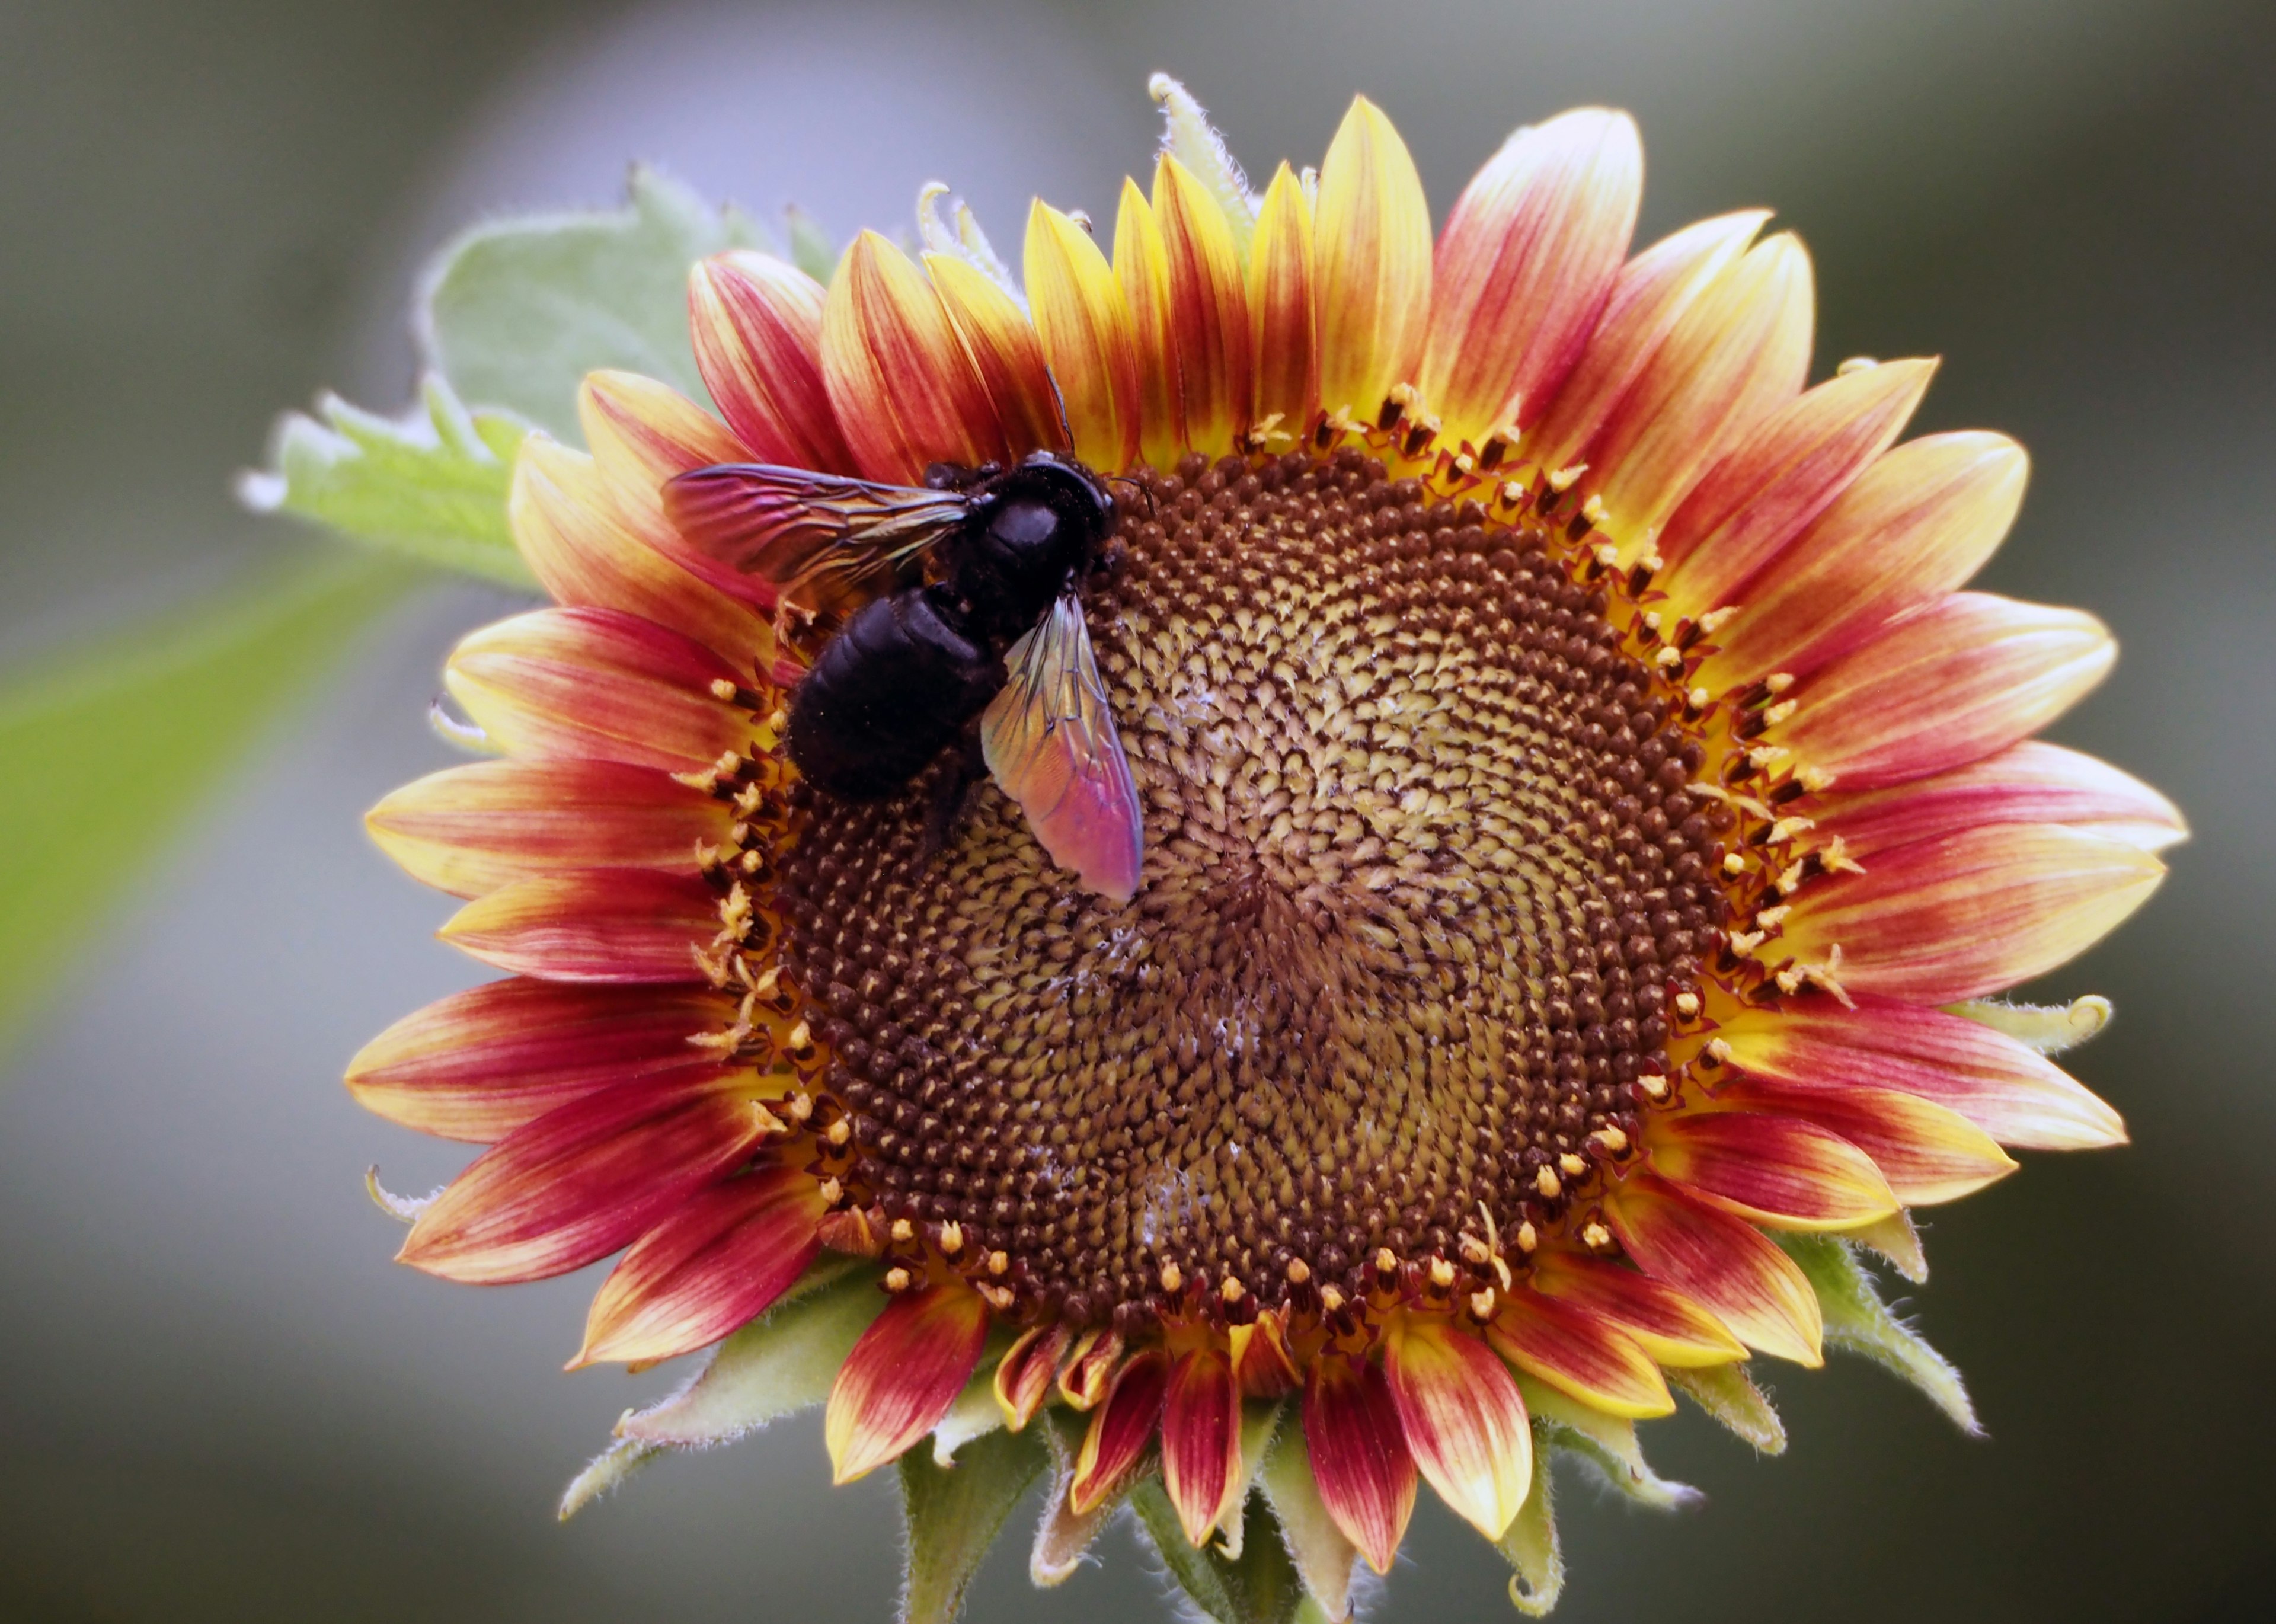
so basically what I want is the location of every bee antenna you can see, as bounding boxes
[1102,472,1157,519]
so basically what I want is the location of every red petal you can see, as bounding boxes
[1485,1290,1674,1418]
[1605,1172,1823,1365]
[1302,1354,1417,1575]
[687,251,855,472]
[824,1280,992,1482]
[1229,1309,1299,1398]
[1152,155,1252,456]
[1648,1111,1899,1230]
[1382,1313,1532,1539]
[1815,740,2185,860]
[821,231,1006,484]
[346,980,737,1143]
[993,1323,1073,1432]
[573,1162,825,1366]
[439,868,722,983]
[1526,1249,1746,1367]
[1247,164,1319,438]
[398,1073,766,1284]
[1161,1345,1244,1545]
[366,758,725,899]
[1070,1348,1169,1513]
[1718,1081,2018,1206]
[926,252,1070,460]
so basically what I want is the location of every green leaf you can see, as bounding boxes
[1131,1478,1309,1624]
[1495,1421,1564,1617]
[421,165,772,439]
[1946,995,2111,1055]
[1667,1363,1786,1454]
[897,1424,1050,1624]
[0,551,408,1051]
[1778,1235,1980,1434]
[1514,1375,1699,1511]
[238,373,535,587]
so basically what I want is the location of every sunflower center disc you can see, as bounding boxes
[776,449,1734,1327]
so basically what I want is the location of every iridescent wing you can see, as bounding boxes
[663,462,971,600]
[980,593,1145,904]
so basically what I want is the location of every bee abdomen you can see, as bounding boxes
[786,589,1002,800]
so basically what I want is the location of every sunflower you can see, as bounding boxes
[349,77,2180,1619]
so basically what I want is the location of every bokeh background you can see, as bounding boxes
[3,1,2272,1619]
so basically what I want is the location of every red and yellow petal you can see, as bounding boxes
[686,250,856,472]
[1525,1249,1746,1367]
[1070,1347,1169,1513]
[1152,154,1252,457]
[1485,1289,1674,1418]
[345,979,738,1143]
[1247,162,1319,437]
[1381,1312,1532,1540]
[1816,740,2187,860]
[1718,1082,2018,1206]
[398,1072,768,1284]
[993,1322,1073,1432]
[1025,200,1143,474]
[1776,592,2114,791]
[1648,1110,1900,1231]
[366,758,725,899]
[1313,95,1433,420]
[1694,430,2029,688]
[1161,1344,1245,1545]
[926,250,1070,460]
[1420,107,1641,444]
[821,231,1007,483]
[1114,179,1185,471]
[1302,1354,1417,1575]
[1605,1172,1824,1365]
[573,1161,826,1367]
[442,606,751,771]
[1712,994,2128,1150]
[438,868,723,983]
[825,1279,993,1483]
[1780,824,2165,1003]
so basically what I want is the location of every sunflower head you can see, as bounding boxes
[350,75,2178,1620]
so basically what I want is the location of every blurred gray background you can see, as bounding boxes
[2,1,2271,1619]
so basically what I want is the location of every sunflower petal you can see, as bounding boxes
[573,1162,826,1366]
[1153,154,1253,457]
[1248,162,1319,436]
[1525,1249,1747,1367]
[687,250,855,471]
[437,867,723,983]
[926,251,1070,459]
[1782,824,2165,1003]
[1421,108,1641,443]
[1070,1348,1169,1514]
[1649,1111,1900,1230]
[398,1073,765,1284]
[822,231,1006,482]
[1114,179,1184,470]
[1817,741,2187,859]
[1313,96,1433,421]
[1486,1290,1675,1418]
[345,979,737,1143]
[826,1280,992,1483]
[1605,1172,1824,1365]
[1302,1354,1415,1575]
[1381,1313,1532,1540]
[1719,1081,2018,1206]
[993,1323,1073,1433]
[1161,1345,1245,1545]
[366,758,725,899]
[1024,201,1143,472]
[1711,993,2128,1151]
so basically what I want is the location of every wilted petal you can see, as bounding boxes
[1248,162,1319,437]
[825,1280,992,1483]
[1649,1111,1900,1230]
[1606,1172,1824,1365]
[1525,1249,1746,1367]
[443,606,751,772]
[1816,740,2187,859]
[399,1072,765,1284]
[1070,1348,1168,1513]
[1381,1313,1531,1540]
[1782,824,2165,1003]
[1160,1345,1244,1545]
[1153,154,1252,456]
[1024,200,1142,473]
[438,868,723,983]
[574,1162,826,1366]
[366,758,725,899]
[1313,96,1433,421]
[822,231,1006,482]
[1719,1081,2018,1206]
[926,251,1070,459]
[994,1323,1073,1433]
[1657,357,1935,612]
[1777,593,2114,790]
[1485,1290,1674,1418]
[1695,431,2029,688]
[687,250,855,471]
[1228,1309,1300,1398]
[1420,108,1641,443]
[1302,1354,1416,1575]
[1712,993,2128,1150]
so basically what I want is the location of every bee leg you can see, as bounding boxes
[919,725,988,868]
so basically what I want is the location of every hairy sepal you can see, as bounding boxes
[898,1423,1050,1624]
[1515,1375,1700,1512]
[1494,1421,1564,1618]
[1778,1235,1980,1434]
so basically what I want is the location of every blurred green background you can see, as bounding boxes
[2,1,2271,1619]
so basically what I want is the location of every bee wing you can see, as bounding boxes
[663,462,971,599]
[980,593,1145,904]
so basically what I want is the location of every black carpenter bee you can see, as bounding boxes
[663,450,1145,902]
